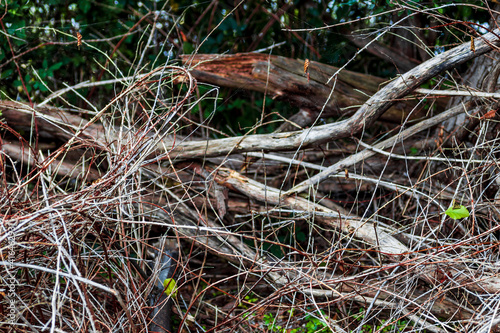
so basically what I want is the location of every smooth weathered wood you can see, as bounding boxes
[212,166,409,256]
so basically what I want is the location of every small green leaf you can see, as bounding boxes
[182,42,194,54]
[445,205,470,219]
[162,278,178,297]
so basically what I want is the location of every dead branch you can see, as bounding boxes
[167,29,500,160]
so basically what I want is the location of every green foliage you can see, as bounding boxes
[261,310,329,333]
[162,278,179,297]
[409,147,419,156]
[445,201,470,220]
[262,313,301,333]
[262,224,307,259]
[303,313,329,332]
[0,0,176,104]
[238,293,259,309]
[1,0,491,135]
[352,308,417,332]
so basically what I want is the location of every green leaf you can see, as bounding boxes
[80,1,92,14]
[182,42,194,54]
[1,69,13,80]
[162,278,178,297]
[49,62,63,71]
[296,231,306,242]
[445,205,470,219]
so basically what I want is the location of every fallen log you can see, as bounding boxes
[180,52,417,122]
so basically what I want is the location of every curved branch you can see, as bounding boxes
[168,29,500,160]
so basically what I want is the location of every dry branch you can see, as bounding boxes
[181,52,414,121]
[212,166,408,255]
[286,101,479,194]
[168,29,500,160]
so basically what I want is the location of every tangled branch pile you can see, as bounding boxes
[3,7,500,333]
